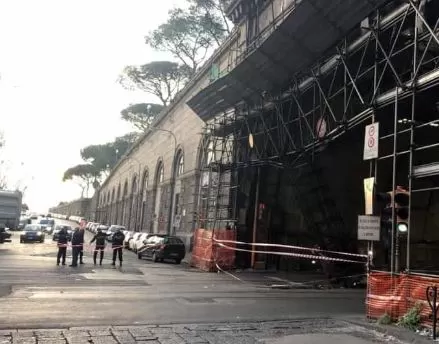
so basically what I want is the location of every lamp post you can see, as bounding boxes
[146,127,177,235]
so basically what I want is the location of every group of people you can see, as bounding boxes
[56,226,126,267]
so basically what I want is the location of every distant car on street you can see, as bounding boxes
[38,218,55,234]
[52,225,73,241]
[20,224,45,243]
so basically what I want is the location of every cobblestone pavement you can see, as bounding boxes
[0,319,409,344]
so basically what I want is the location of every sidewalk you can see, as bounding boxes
[0,318,425,344]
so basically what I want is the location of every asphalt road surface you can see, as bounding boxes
[0,219,407,343]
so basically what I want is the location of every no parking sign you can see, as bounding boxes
[363,122,379,161]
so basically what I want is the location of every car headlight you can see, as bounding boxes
[37,232,42,236]
[46,227,52,231]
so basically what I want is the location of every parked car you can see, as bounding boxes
[123,231,135,249]
[96,225,109,235]
[129,233,142,251]
[137,234,185,264]
[132,232,153,253]
[20,224,45,243]
[106,225,126,242]
[0,227,12,243]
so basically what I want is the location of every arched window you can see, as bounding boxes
[158,164,164,184]
[176,153,184,177]
[117,184,121,200]
[141,169,149,191]
[123,180,129,198]
[153,160,164,233]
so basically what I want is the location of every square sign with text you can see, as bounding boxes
[358,215,381,241]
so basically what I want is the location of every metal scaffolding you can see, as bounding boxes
[198,109,238,233]
[195,0,439,271]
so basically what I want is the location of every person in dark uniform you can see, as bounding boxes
[78,227,85,264]
[56,227,68,266]
[70,227,81,267]
[112,229,125,267]
[90,227,107,265]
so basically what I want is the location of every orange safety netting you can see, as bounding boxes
[367,271,439,327]
[190,228,236,272]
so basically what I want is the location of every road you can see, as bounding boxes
[0,219,411,343]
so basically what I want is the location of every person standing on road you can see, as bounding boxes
[111,228,125,267]
[78,227,85,264]
[70,227,81,267]
[56,227,68,266]
[90,227,107,265]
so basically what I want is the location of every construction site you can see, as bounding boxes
[188,0,439,283]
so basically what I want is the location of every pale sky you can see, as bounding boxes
[0,0,182,213]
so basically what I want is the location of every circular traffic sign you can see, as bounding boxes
[368,137,375,148]
[368,125,375,136]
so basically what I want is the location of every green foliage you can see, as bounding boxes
[187,0,232,41]
[377,313,392,325]
[63,133,139,197]
[397,302,423,331]
[62,164,101,198]
[121,103,164,131]
[62,164,99,182]
[119,61,191,105]
[80,132,139,173]
[145,9,223,75]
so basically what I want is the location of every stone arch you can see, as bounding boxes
[129,174,138,230]
[139,168,149,230]
[115,183,122,224]
[170,147,185,234]
[152,158,164,233]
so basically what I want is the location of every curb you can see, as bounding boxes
[344,318,433,344]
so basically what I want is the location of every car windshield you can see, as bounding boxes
[39,219,49,225]
[25,225,40,232]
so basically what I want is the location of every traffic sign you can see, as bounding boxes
[363,122,379,160]
[358,215,380,241]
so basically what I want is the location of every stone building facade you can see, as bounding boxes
[95,83,207,250]
[93,13,249,252]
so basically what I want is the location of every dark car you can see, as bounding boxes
[137,234,185,264]
[52,225,73,241]
[0,228,12,243]
[20,225,45,243]
[106,225,126,242]
[39,218,55,234]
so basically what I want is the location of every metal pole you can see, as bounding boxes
[407,6,419,272]
[250,167,260,269]
[392,90,399,274]
[371,9,380,268]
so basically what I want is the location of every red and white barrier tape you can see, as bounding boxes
[215,241,366,264]
[56,243,124,252]
[212,238,368,259]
